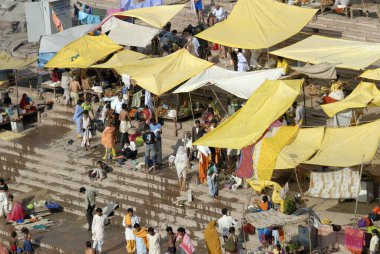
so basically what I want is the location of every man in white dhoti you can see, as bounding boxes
[123,208,140,254]
[92,208,108,253]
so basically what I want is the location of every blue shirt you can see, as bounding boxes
[149,123,162,140]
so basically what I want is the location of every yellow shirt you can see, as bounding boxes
[276,59,289,75]
[81,103,93,111]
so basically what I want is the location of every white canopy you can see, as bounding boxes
[39,24,96,53]
[102,17,159,48]
[173,66,283,99]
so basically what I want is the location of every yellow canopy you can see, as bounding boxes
[321,82,380,117]
[275,127,325,169]
[0,51,37,70]
[45,35,122,68]
[114,49,213,95]
[360,68,380,81]
[195,0,317,49]
[114,4,185,28]
[271,35,380,70]
[304,120,380,167]
[91,50,147,69]
[193,80,303,149]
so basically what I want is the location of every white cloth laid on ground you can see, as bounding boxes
[306,167,360,199]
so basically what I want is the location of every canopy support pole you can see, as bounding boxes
[211,87,228,115]
[303,79,307,125]
[14,69,19,103]
[188,92,195,121]
[353,156,364,226]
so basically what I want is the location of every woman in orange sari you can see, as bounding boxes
[101,123,116,160]
[197,146,211,184]
[204,220,222,254]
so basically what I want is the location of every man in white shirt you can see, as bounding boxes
[147,227,160,254]
[217,208,237,242]
[370,229,379,254]
[111,94,125,115]
[92,208,108,253]
[294,102,305,126]
[61,69,72,105]
[212,4,225,22]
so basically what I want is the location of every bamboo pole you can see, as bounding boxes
[188,92,195,121]
[302,79,307,125]
[210,87,228,115]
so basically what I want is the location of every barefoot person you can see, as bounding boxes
[102,122,116,160]
[84,241,96,254]
[92,208,108,254]
[174,146,189,191]
[79,187,97,231]
[82,110,92,151]
[147,227,160,254]
[166,226,176,254]
[123,208,140,254]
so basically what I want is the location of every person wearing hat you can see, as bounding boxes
[370,229,379,254]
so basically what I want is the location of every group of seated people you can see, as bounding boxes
[1,93,36,123]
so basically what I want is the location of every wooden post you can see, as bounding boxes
[14,69,19,103]
[175,94,179,137]
[302,78,307,125]
[211,87,228,115]
[29,79,32,92]
[188,92,195,121]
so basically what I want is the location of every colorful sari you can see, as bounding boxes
[178,233,195,254]
[204,221,222,254]
[7,202,25,222]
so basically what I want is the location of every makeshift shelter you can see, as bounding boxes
[292,63,337,80]
[275,127,325,169]
[114,4,185,28]
[195,0,317,49]
[271,35,380,70]
[113,49,213,95]
[44,35,122,68]
[193,80,303,149]
[321,82,380,117]
[0,51,37,70]
[173,66,283,99]
[102,17,159,47]
[91,49,147,68]
[360,68,380,80]
[304,120,380,167]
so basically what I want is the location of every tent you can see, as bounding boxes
[91,50,147,69]
[195,0,317,49]
[292,63,337,80]
[113,49,213,95]
[173,66,283,99]
[271,35,380,70]
[0,51,37,70]
[275,127,325,169]
[44,35,122,68]
[114,4,185,28]
[193,80,303,149]
[102,17,159,47]
[304,120,380,166]
[39,24,96,54]
[360,68,380,81]
[321,82,380,117]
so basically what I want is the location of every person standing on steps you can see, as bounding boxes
[149,118,162,166]
[84,241,96,254]
[79,187,97,231]
[147,227,160,254]
[166,226,176,254]
[92,208,108,254]
[142,124,157,173]
[123,208,140,254]
[217,208,237,242]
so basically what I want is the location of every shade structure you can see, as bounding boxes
[321,82,380,117]
[113,4,185,28]
[275,127,325,169]
[292,63,337,80]
[195,0,317,49]
[44,35,122,68]
[304,120,380,167]
[92,50,147,69]
[271,35,380,70]
[173,66,283,99]
[0,51,37,70]
[39,24,96,54]
[360,68,380,81]
[193,79,303,149]
[114,49,213,95]
[102,17,159,47]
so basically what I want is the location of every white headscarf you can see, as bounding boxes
[174,146,189,178]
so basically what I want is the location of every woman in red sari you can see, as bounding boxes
[19,94,36,113]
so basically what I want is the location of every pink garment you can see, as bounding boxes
[7,202,25,222]
[345,227,364,254]
[236,144,254,178]
[178,233,195,254]
[106,8,122,15]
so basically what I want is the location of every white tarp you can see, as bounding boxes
[39,24,96,53]
[102,17,159,48]
[173,66,283,99]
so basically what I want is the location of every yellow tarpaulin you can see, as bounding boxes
[114,49,213,95]
[0,51,37,70]
[321,82,380,117]
[254,126,299,181]
[275,127,325,169]
[271,35,380,70]
[304,120,380,166]
[45,35,122,68]
[92,50,147,69]
[195,0,317,49]
[193,80,303,149]
[360,68,380,81]
[247,179,285,211]
[114,4,185,28]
